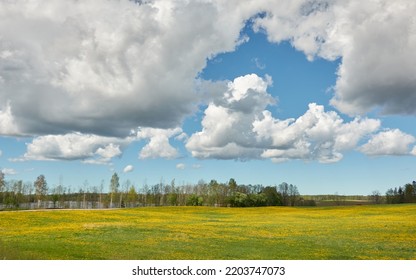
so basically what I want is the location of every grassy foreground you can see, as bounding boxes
[1,204,415,260]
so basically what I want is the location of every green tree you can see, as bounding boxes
[0,170,4,205]
[0,170,4,190]
[208,180,221,206]
[404,183,415,203]
[120,179,131,208]
[167,179,178,206]
[232,192,248,207]
[385,188,395,204]
[13,180,24,208]
[262,186,281,206]
[34,175,47,208]
[186,194,203,206]
[126,185,137,207]
[109,172,119,208]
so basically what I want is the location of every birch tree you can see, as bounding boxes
[110,172,119,208]
[34,175,47,208]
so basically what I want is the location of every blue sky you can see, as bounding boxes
[1,0,416,194]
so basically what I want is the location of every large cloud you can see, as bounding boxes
[0,0,256,137]
[254,0,416,116]
[187,74,381,162]
[254,104,381,163]
[2,0,416,165]
[186,74,274,160]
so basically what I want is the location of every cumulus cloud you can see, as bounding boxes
[411,146,416,156]
[14,133,130,164]
[253,0,341,61]
[359,129,416,156]
[254,104,381,163]
[187,74,381,162]
[176,163,186,170]
[254,0,416,116]
[2,0,415,165]
[0,0,255,138]
[186,74,274,160]
[136,127,183,159]
[123,164,134,173]
[0,102,21,136]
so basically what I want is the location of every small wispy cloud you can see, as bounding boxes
[252,57,266,70]
[176,163,186,170]
[123,165,134,173]
[1,168,17,175]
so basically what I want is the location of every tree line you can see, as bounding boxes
[2,170,414,210]
[384,181,416,204]
[0,172,306,210]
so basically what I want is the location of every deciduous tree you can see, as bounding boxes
[34,175,47,208]
[110,172,119,208]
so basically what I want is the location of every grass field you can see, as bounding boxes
[1,204,415,260]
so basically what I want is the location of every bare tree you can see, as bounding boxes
[370,190,382,204]
[278,182,289,206]
[121,179,131,207]
[288,184,300,206]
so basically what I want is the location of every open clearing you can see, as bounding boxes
[1,204,415,259]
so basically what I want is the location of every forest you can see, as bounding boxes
[0,171,415,210]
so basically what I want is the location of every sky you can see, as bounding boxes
[1,0,416,195]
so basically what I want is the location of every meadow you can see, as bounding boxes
[1,204,415,260]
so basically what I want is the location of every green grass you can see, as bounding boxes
[1,204,415,260]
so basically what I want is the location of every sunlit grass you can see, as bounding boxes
[1,204,415,259]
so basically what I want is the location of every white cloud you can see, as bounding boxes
[95,144,122,159]
[254,103,380,163]
[137,127,182,159]
[123,164,134,173]
[254,0,416,116]
[176,163,186,170]
[253,0,343,61]
[359,129,416,156]
[187,74,381,163]
[1,168,17,175]
[331,1,416,116]
[0,102,21,136]
[16,133,131,164]
[411,146,416,156]
[0,0,255,137]
[2,0,416,165]
[186,74,274,160]
[252,57,266,70]
[0,149,2,157]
